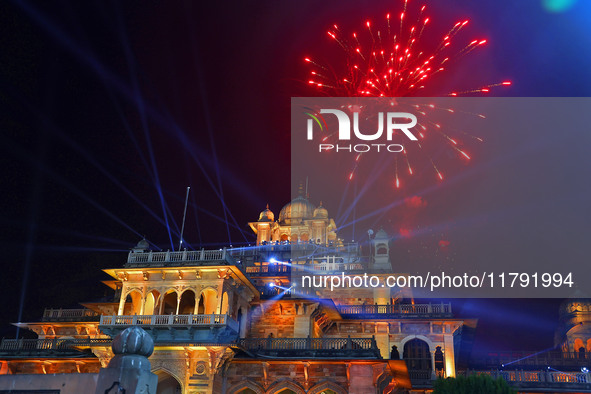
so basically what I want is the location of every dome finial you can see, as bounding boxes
[258,204,274,222]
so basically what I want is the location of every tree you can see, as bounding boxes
[433,374,516,394]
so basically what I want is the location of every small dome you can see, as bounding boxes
[559,298,591,316]
[313,202,328,219]
[258,204,275,222]
[278,195,316,225]
[133,238,150,252]
[375,228,389,239]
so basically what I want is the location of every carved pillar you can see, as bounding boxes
[139,292,146,316]
[444,335,456,377]
[431,350,437,379]
[194,292,200,315]
[117,290,126,316]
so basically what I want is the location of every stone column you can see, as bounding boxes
[94,327,158,394]
[117,291,126,316]
[443,335,456,377]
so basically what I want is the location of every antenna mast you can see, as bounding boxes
[179,187,191,250]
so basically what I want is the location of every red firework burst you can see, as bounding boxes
[305,1,511,97]
[304,1,512,188]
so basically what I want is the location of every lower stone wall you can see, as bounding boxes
[224,360,389,394]
[0,373,98,394]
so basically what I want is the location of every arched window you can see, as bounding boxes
[154,370,182,394]
[144,290,160,315]
[434,346,445,375]
[390,345,400,360]
[221,291,229,315]
[198,289,218,314]
[127,290,143,315]
[404,339,432,373]
[575,338,585,354]
[162,291,178,315]
[179,290,196,314]
[236,389,257,394]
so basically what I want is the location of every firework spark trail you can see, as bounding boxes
[304,1,511,188]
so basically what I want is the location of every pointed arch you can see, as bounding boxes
[161,290,178,315]
[144,289,161,315]
[126,289,143,315]
[227,380,264,394]
[221,290,230,315]
[153,367,183,394]
[199,288,218,314]
[267,379,306,394]
[179,290,196,314]
[309,380,347,394]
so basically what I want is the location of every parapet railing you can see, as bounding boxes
[337,303,452,316]
[246,265,291,275]
[238,336,381,358]
[460,369,591,384]
[245,262,365,276]
[127,248,235,265]
[99,314,239,333]
[42,308,100,322]
[0,338,110,352]
[470,350,591,368]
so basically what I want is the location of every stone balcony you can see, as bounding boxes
[237,336,381,359]
[0,338,107,358]
[126,248,236,267]
[337,303,453,319]
[471,350,591,369]
[99,314,240,343]
[42,308,100,322]
[457,369,591,392]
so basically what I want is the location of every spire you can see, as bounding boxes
[298,181,305,197]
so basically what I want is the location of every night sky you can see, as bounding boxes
[1,0,590,354]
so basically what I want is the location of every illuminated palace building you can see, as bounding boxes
[2,194,591,393]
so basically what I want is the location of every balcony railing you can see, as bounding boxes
[99,314,239,333]
[0,338,110,354]
[238,336,381,359]
[460,369,591,385]
[42,308,100,322]
[337,303,452,318]
[127,248,235,266]
[246,265,291,276]
[305,263,364,272]
[471,350,591,369]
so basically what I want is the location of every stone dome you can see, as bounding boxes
[375,228,389,239]
[559,298,591,317]
[133,238,150,252]
[278,195,316,225]
[313,202,328,219]
[258,204,274,222]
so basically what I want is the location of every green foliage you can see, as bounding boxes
[433,374,516,394]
